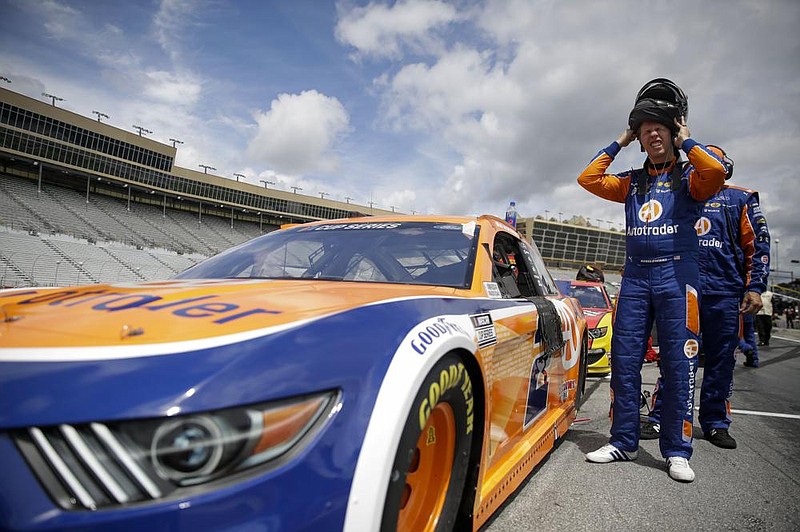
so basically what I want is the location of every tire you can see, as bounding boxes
[381,353,475,532]
[575,334,589,409]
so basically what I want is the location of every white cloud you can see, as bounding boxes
[335,0,460,59]
[142,70,202,106]
[247,90,351,175]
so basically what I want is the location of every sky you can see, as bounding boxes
[1,0,799,283]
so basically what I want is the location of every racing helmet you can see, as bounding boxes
[707,145,735,180]
[576,264,605,283]
[628,78,688,134]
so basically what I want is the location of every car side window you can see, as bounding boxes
[491,232,538,298]
[518,239,559,296]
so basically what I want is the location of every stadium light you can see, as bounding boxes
[42,92,64,106]
[0,76,11,83]
[260,179,275,188]
[169,138,183,148]
[234,173,246,182]
[344,196,354,204]
[291,186,302,194]
[319,191,329,199]
[92,110,109,123]
[199,164,216,174]
[132,125,152,137]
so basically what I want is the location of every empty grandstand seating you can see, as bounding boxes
[0,172,273,288]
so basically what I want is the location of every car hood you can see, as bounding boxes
[581,308,611,328]
[0,279,458,350]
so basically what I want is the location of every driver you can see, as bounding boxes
[577,79,727,483]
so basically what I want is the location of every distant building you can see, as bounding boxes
[516,216,625,270]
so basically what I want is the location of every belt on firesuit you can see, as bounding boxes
[627,254,683,265]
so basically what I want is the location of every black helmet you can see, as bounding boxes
[628,78,688,134]
[707,145,735,180]
[576,264,605,283]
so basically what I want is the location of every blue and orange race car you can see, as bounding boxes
[0,215,587,531]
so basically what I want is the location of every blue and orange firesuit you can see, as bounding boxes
[578,139,726,459]
[649,185,770,431]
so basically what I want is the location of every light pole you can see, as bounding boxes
[545,209,550,221]
[775,238,780,282]
[291,186,302,194]
[199,164,216,174]
[234,173,246,182]
[132,125,152,137]
[169,138,183,148]
[390,205,397,212]
[319,192,329,199]
[92,111,109,123]
[54,260,62,286]
[42,92,64,106]
[260,179,275,188]
[125,184,131,211]
[558,212,563,223]
[345,196,354,204]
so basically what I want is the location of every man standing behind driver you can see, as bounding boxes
[640,145,771,450]
[577,79,727,482]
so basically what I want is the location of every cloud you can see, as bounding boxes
[335,0,460,60]
[247,90,351,175]
[142,70,202,106]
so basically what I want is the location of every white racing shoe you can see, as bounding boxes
[585,443,638,463]
[666,457,695,482]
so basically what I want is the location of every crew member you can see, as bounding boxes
[579,79,727,483]
[641,145,771,450]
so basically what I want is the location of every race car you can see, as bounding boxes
[556,280,613,375]
[0,215,587,531]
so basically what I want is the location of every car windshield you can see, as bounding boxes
[567,285,609,309]
[176,221,479,287]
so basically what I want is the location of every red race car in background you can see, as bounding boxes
[556,280,613,375]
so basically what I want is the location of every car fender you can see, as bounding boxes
[343,313,478,532]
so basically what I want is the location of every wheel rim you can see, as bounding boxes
[397,402,456,532]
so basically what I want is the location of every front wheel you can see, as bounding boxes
[381,353,475,532]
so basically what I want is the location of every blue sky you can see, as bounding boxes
[1,0,799,281]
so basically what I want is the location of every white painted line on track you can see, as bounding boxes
[772,334,800,344]
[730,408,800,420]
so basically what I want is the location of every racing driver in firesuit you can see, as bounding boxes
[578,79,727,482]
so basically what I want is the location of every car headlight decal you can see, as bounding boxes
[13,391,338,511]
[588,327,608,339]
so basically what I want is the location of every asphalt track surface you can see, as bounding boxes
[483,329,800,532]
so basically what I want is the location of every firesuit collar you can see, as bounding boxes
[635,156,685,195]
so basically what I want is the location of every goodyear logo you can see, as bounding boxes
[708,202,722,208]
[638,200,663,222]
[409,317,468,355]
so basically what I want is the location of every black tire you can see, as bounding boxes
[381,353,474,532]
